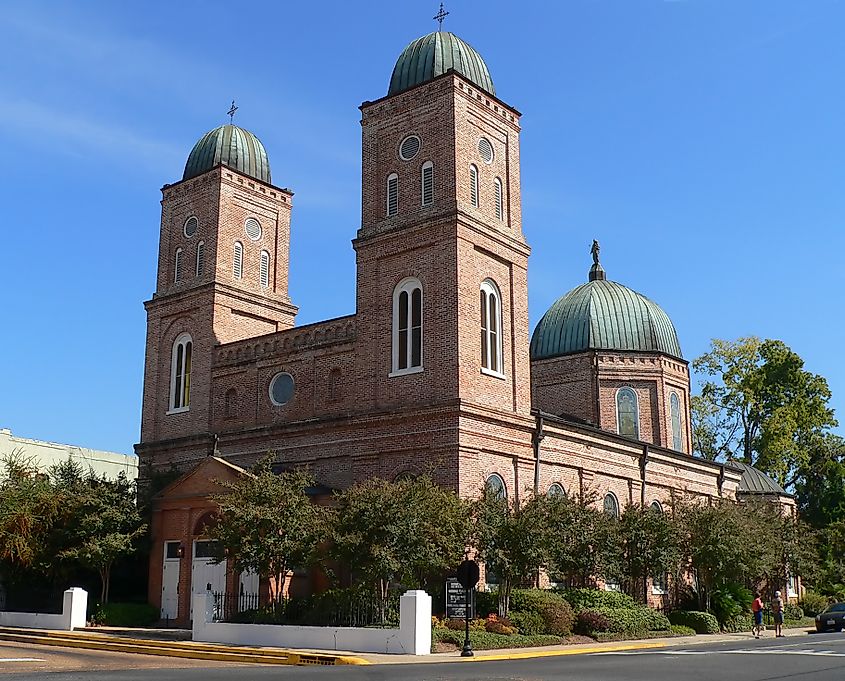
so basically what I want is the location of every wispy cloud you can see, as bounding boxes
[2,94,182,171]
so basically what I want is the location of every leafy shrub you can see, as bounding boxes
[669,624,696,637]
[711,584,752,625]
[784,603,804,621]
[801,591,829,617]
[92,602,159,627]
[589,606,670,633]
[484,614,516,635]
[509,589,574,636]
[444,617,486,631]
[667,610,719,634]
[432,627,561,650]
[474,590,498,618]
[557,588,638,611]
[508,610,546,636]
[722,614,753,633]
[574,609,612,635]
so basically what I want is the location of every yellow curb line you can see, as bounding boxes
[0,632,369,666]
[462,641,667,662]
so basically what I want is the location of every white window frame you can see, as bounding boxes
[168,333,192,414]
[494,177,504,221]
[603,492,620,519]
[421,161,434,207]
[174,248,183,283]
[183,215,198,238]
[386,173,399,216]
[469,164,479,207]
[547,482,566,498]
[480,279,504,378]
[390,277,423,377]
[260,250,270,288]
[670,391,683,452]
[485,473,507,500]
[196,241,205,276]
[616,386,640,439]
[233,241,243,279]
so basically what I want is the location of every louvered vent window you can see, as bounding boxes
[478,137,494,164]
[494,177,504,221]
[174,248,183,283]
[260,250,270,288]
[244,217,262,241]
[233,242,243,279]
[421,162,434,206]
[399,135,421,161]
[196,241,205,276]
[469,165,479,207]
[386,173,399,216]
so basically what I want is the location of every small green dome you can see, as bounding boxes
[183,124,271,184]
[733,462,788,495]
[388,31,494,96]
[530,276,683,361]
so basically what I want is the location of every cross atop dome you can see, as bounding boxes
[433,3,449,31]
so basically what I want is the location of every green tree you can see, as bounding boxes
[472,489,555,617]
[329,476,470,620]
[0,453,60,569]
[618,504,680,603]
[209,459,326,600]
[794,434,845,528]
[692,337,836,487]
[545,492,620,589]
[54,466,147,604]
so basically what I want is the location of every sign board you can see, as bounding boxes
[445,577,474,619]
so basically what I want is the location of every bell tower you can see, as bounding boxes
[353,31,531,417]
[139,123,298,452]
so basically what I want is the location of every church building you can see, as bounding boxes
[138,30,790,624]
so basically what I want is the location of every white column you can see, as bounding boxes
[62,588,88,631]
[398,590,431,655]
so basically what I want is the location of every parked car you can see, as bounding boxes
[815,603,845,632]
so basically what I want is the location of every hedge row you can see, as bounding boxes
[432,627,562,650]
[667,610,720,634]
[594,624,695,642]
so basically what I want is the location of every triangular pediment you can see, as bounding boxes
[154,456,249,502]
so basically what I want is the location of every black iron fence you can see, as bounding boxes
[211,587,400,628]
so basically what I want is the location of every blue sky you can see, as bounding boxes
[1,0,843,454]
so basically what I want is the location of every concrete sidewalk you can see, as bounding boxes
[0,623,818,666]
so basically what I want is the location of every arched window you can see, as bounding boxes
[196,241,205,276]
[547,482,566,498]
[386,173,399,216]
[650,500,663,513]
[494,177,504,221]
[480,279,503,375]
[224,388,238,417]
[169,333,192,412]
[670,392,683,451]
[392,278,423,374]
[260,250,270,288]
[233,242,243,279]
[485,473,507,500]
[603,492,620,519]
[469,164,479,207]
[174,248,183,283]
[616,387,639,438]
[421,161,434,206]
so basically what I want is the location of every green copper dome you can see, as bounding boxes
[183,124,271,184]
[530,255,683,361]
[388,31,495,96]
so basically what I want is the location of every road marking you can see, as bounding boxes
[596,649,845,658]
[0,658,46,662]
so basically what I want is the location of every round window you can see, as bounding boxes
[399,135,421,161]
[244,217,262,241]
[478,137,494,164]
[269,372,295,406]
[184,216,198,238]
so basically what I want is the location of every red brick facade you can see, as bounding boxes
[137,65,752,623]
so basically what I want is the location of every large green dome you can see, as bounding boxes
[530,262,683,361]
[183,124,271,184]
[388,31,494,96]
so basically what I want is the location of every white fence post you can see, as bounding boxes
[399,590,432,655]
[62,588,88,631]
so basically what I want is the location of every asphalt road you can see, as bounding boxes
[4,632,845,680]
